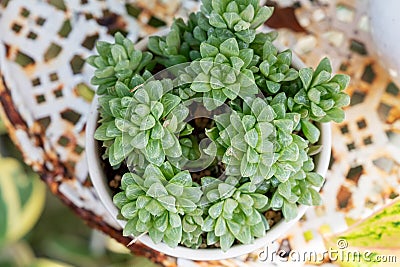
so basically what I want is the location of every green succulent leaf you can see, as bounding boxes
[218,183,236,199]
[282,200,298,221]
[220,38,240,57]
[200,43,219,58]
[330,74,350,90]
[306,172,324,187]
[170,171,192,186]
[244,128,259,148]
[299,68,313,90]
[209,202,224,219]
[220,232,235,252]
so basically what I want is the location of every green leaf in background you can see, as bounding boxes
[29,258,74,267]
[323,198,400,267]
[0,117,7,135]
[0,157,45,246]
[0,242,35,267]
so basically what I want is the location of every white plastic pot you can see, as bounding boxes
[86,35,332,261]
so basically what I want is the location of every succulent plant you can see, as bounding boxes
[168,136,207,170]
[255,41,299,94]
[95,79,195,169]
[177,37,259,110]
[201,0,274,43]
[204,92,326,223]
[200,176,269,251]
[88,33,154,169]
[181,208,204,248]
[288,58,351,123]
[250,31,279,56]
[89,0,350,252]
[148,12,211,67]
[208,108,275,183]
[113,164,203,248]
[268,169,324,221]
[206,94,308,185]
[87,32,153,95]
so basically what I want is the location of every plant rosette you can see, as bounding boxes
[86,0,349,261]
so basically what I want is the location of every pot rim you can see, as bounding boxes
[85,34,332,261]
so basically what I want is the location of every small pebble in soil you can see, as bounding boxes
[109,174,121,189]
[265,210,283,227]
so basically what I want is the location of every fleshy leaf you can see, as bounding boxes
[209,201,224,219]
[299,68,313,90]
[147,183,168,198]
[161,94,181,117]
[306,172,324,187]
[220,232,235,252]
[140,114,156,130]
[220,38,240,57]
[158,195,177,213]
[218,183,236,199]
[244,128,259,148]
[200,43,219,58]
[215,217,227,237]
[145,139,164,166]
[169,171,192,186]
[282,200,298,221]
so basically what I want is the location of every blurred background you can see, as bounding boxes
[1,0,400,266]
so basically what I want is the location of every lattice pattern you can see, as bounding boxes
[1,0,400,266]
